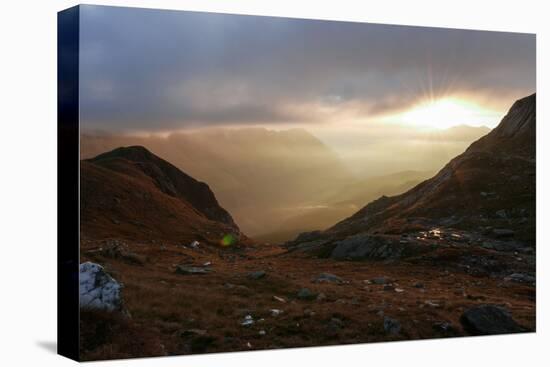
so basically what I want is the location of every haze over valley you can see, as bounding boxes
[81,123,489,241]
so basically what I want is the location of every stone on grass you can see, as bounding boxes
[79,262,122,312]
[272,295,286,303]
[297,288,316,300]
[313,273,344,284]
[372,277,390,285]
[248,270,267,280]
[383,316,401,335]
[175,265,211,275]
[241,315,254,327]
[460,305,525,335]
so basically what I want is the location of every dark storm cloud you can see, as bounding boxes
[79,5,535,131]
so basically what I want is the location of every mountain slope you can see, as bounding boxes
[292,94,536,247]
[80,146,241,245]
[80,128,354,238]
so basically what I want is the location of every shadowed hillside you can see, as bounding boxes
[81,146,242,246]
[293,94,535,245]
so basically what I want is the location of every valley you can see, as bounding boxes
[78,94,536,361]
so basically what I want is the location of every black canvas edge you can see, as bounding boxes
[58,5,80,362]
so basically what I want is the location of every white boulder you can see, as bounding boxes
[79,262,122,311]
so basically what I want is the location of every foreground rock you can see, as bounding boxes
[460,305,525,335]
[297,288,317,300]
[383,316,401,335]
[175,265,211,275]
[248,270,267,280]
[313,273,344,284]
[80,262,123,311]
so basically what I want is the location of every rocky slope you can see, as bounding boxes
[286,94,536,284]
[294,94,535,245]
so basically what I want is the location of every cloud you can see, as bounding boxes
[79,5,536,131]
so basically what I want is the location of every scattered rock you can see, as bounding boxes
[329,317,344,328]
[189,241,200,249]
[248,270,267,280]
[383,316,401,335]
[493,229,515,238]
[297,288,316,300]
[79,262,123,311]
[450,233,467,243]
[372,276,390,285]
[316,292,327,301]
[460,305,525,335]
[313,273,344,284]
[424,300,440,308]
[325,317,344,336]
[258,330,266,336]
[270,309,283,317]
[504,273,535,284]
[496,210,508,219]
[432,322,457,335]
[272,295,286,303]
[98,240,146,265]
[179,329,207,337]
[175,265,211,275]
[241,315,254,327]
[189,335,216,353]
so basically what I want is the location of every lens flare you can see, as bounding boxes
[221,233,237,247]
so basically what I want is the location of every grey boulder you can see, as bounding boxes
[79,262,123,311]
[460,305,525,335]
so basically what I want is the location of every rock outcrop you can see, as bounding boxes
[459,305,526,335]
[79,262,123,311]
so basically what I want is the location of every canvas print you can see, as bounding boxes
[64,4,536,361]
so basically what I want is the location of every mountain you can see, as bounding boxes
[80,146,241,245]
[80,128,354,238]
[290,94,536,249]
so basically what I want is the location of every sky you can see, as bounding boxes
[79,5,535,134]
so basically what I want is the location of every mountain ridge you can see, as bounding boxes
[80,146,242,245]
[291,93,536,246]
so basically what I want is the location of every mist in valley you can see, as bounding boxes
[81,124,489,242]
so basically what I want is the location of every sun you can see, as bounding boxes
[397,98,500,129]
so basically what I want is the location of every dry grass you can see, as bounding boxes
[79,240,535,360]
